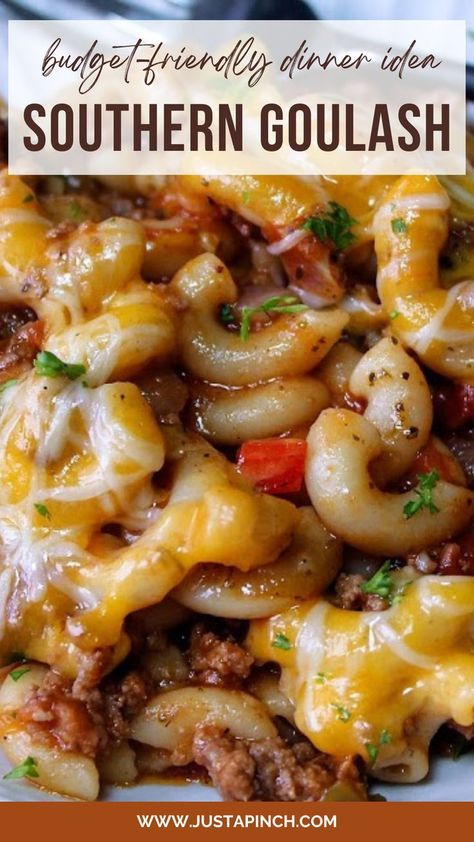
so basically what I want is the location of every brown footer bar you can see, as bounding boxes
[0,802,473,841]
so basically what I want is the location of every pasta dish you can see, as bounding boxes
[0,132,472,801]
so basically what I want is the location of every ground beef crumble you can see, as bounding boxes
[0,319,43,381]
[333,572,388,611]
[409,528,474,576]
[188,625,254,687]
[192,725,366,801]
[17,666,150,757]
[17,671,103,757]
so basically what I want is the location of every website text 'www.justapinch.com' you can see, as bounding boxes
[136,813,337,830]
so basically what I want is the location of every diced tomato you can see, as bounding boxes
[263,223,344,306]
[236,438,307,494]
[433,382,474,430]
[411,439,464,485]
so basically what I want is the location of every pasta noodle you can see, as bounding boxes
[373,175,474,381]
[190,377,330,445]
[305,407,473,555]
[173,507,342,618]
[170,252,348,386]
[130,687,277,764]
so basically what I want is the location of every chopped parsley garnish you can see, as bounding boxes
[316,672,329,684]
[403,470,440,520]
[239,295,308,342]
[331,703,351,722]
[66,201,85,221]
[302,201,356,251]
[241,191,251,205]
[361,561,393,600]
[22,193,34,204]
[9,666,30,682]
[0,379,18,393]
[34,350,86,381]
[219,303,236,325]
[389,310,400,320]
[3,756,39,780]
[380,729,392,746]
[271,632,292,651]
[391,218,408,235]
[362,562,413,605]
[366,730,392,766]
[366,743,379,765]
[391,580,413,606]
[34,502,51,520]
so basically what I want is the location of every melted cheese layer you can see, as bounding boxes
[247,576,474,783]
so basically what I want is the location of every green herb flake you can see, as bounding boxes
[0,379,18,394]
[391,218,408,235]
[391,580,413,606]
[331,703,351,722]
[22,194,35,204]
[241,191,251,205]
[219,303,236,325]
[302,202,356,251]
[389,310,400,320]
[379,729,392,746]
[9,666,30,682]
[271,632,292,651]
[3,756,39,780]
[34,350,86,381]
[316,672,328,684]
[66,201,85,222]
[366,743,379,765]
[366,729,392,767]
[34,502,51,520]
[403,470,440,520]
[361,561,393,600]
[239,295,308,342]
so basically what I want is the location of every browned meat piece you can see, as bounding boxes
[192,725,255,801]
[0,306,37,341]
[436,535,474,576]
[76,670,150,745]
[98,671,149,742]
[17,662,150,757]
[18,671,102,757]
[188,625,254,687]
[333,572,387,611]
[192,725,366,802]
[72,649,112,699]
[0,320,43,382]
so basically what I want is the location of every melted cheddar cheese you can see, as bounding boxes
[247,576,474,782]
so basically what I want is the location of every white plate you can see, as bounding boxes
[0,750,473,802]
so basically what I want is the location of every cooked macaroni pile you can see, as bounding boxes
[0,158,472,801]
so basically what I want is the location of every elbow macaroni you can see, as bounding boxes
[373,175,474,381]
